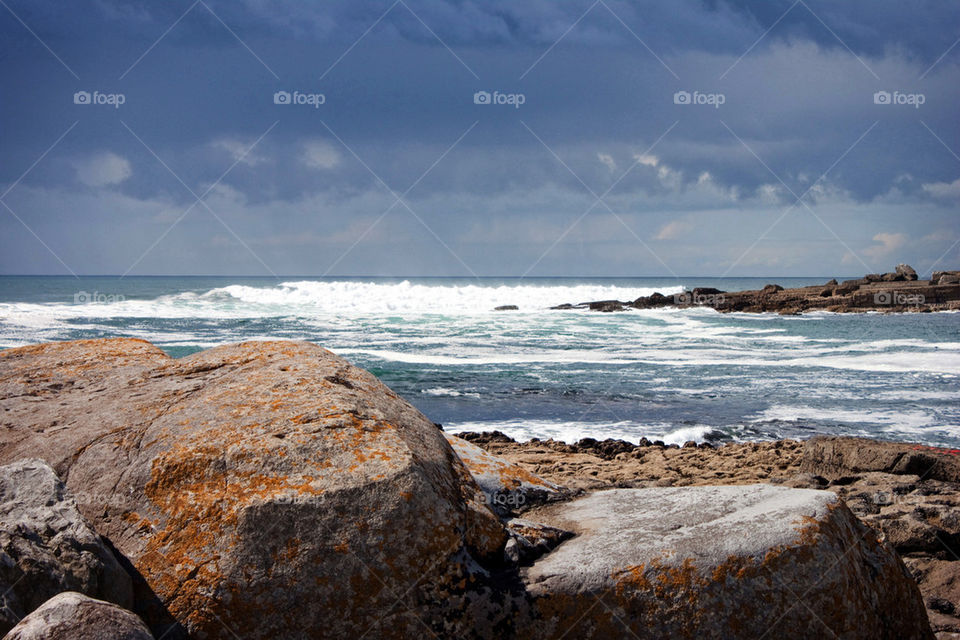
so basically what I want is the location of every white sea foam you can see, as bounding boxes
[421,387,481,398]
[445,420,722,444]
[202,280,682,315]
[0,280,682,326]
[751,405,937,431]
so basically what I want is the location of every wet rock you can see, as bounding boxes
[588,300,624,312]
[571,438,636,460]
[3,592,153,640]
[458,430,518,445]
[494,305,519,311]
[0,459,133,635]
[522,485,932,639]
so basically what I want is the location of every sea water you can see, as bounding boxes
[1,276,958,447]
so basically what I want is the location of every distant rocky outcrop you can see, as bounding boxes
[559,265,960,314]
[0,460,134,635]
[3,592,154,640]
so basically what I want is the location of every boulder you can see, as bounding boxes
[522,485,932,639]
[444,434,564,514]
[588,300,624,312]
[835,281,860,295]
[3,592,153,640]
[883,272,906,282]
[761,283,784,293]
[0,339,509,639]
[939,274,960,285]
[801,436,960,483]
[897,264,919,280]
[0,459,133,635]
[494,305,519,311]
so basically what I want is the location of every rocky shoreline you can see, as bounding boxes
[456,431,960,637]
[0,338,950,638]
[545,265,960,314]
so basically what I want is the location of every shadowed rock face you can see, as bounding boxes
[521,486,933,640]
[0,459,134,635]
[0,339,509,639]
[3,592,154,640]
[445,434,565,515]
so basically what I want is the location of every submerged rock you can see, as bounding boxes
[522,485,932,639]
[3,592,153,640]
[0,459,133,635]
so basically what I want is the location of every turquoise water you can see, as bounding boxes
[1,276,958,447]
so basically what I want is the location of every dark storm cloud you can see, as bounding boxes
[0,0,958,276]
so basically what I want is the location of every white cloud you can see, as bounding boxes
[74,152,131,187]
[922,177,960,199]
[597,152,617,172]
[633,153,658,167]
[301,140,340,170]
[213,138,268,166]
[655,220,691,240]
[862,232,907,259]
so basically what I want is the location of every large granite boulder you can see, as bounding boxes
[0,459,133,635]
[522,485,932,639]
[0,339,508,639]
[3,592,153,640]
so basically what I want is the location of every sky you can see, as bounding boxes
[1,0,958,277]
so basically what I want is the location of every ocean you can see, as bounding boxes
[1,275,958,447]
